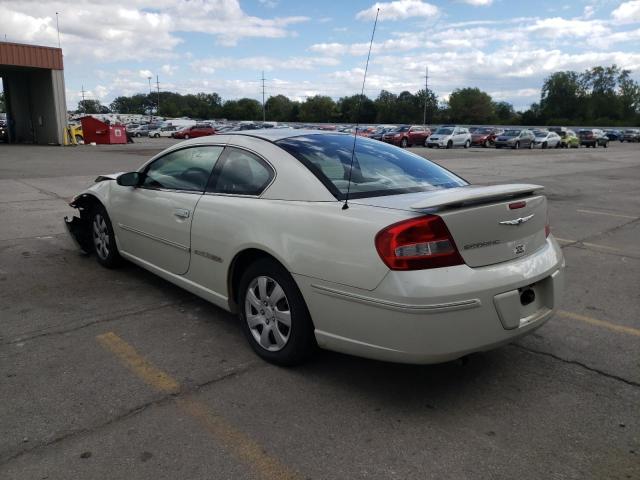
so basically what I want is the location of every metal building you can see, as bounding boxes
[0,42,67,145]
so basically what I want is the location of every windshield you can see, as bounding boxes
[435,128,453,135]
[475,128,493,134]
[503,130,520,137]
[391,126,410,133]
[276,134,467,200]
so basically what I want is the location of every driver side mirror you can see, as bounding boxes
[117,172,141,187]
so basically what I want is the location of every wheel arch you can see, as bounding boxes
[227,248,292,313]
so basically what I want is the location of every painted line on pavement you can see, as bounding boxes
[558,310,640,338]
[576,209,638,220]
[554,237,624,253]
[96,332,298,480]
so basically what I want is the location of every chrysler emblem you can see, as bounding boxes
[499,214,535,226]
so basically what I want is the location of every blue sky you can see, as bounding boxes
[2,0,640,110]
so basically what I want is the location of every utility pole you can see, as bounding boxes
[423,65,429,127]
[156,75,160,117]
[261,71,266,122]
[55,12,61,49]
[81,85,86,103]
[147,76,152,124]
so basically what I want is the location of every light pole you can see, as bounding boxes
[147,76,152,124]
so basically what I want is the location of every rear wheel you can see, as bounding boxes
[603,141,608,148]
[90,205,121,269]
[514,141,520,150]
[400,138,408,148]
[184,134,190,139]
[238,258,315,366]
[528,141,533,149]
[463,140,470,149]
[446,140,453,149]
[484,139,490,148]
[542,142,547,149]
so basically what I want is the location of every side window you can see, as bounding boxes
[142,146,223,192]
[208,147,274,196]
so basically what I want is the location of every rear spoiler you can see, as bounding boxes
[410,184,544,211]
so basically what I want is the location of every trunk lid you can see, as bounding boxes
[352,184,548,268]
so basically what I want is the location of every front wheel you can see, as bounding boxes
[542,142,547,149]
[90,205,122,268]
[400,138,408,148]
[238,258,316,366]
[184,134,190,139]
[603,142,608,148]
[446,140,453,149]
[484,140,490,148]
[514,141,520,150]
[463,140,470,149]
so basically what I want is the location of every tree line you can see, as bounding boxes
[74,65,640,126]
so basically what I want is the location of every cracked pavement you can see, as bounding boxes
[0,139,638,479]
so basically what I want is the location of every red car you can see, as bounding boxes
[382,125,431,147]
[173,124,216,139]
[471,127,501,147]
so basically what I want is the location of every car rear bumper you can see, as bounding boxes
[295,236,565,364]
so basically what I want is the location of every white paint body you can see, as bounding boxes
[74,130,565,364]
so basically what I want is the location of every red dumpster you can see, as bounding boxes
[80,116,126,145]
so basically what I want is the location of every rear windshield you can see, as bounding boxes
[276,134,467,200]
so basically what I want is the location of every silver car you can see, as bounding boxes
[533,131,561,149]
[65,130,565,366]
[426,126,472,149]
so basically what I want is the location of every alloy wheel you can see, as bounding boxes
[92,214,110,260]
[245,276,291,352]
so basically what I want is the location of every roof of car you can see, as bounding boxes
[225,128,348,142]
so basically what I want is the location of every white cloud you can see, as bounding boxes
[139,70,153,79]
[583,5,595,19]
[460,0,493,6]
[0,0,308,61]
[356,0,439,21]
[611,0,640,23]
[161,64,178,75]
[191,56,341,74]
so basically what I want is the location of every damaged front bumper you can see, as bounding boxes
[64,215,92,255]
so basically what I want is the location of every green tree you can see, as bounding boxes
[336,94,376,123]
[299,95,336,123]
[76,99,108,114]
[540,71,584,124]
[415,88,438,124]
[110,94,149,114]
[493,101,518,125]
[265,95,296,122]
[447,88,495,124]
[374,90,398,123]
[0,91,5,112]
[222,98,262,120]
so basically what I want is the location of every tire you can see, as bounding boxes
[514,141,520,150]
[446,140,453,149]
[484,139,490,148]
[463,140,470,149]
[155,134,160,138]
[238,258,316,366]
[542,142,547,149]
[75,134,84,143]
[603,142,608,148]
[528,141,533,149]
[400,138,408,148]
[184,134,190,140]
[424,138,429,147]
[496,145,502,149]
[90,205,122,269]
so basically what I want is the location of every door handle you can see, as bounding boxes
[174,208,190,219]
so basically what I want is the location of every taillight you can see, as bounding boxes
[375,216,464,270]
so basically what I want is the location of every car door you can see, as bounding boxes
[452,128,463,146]
[111,145,224,275]
[188,146,276,295]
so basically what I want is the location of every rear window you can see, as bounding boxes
[276,134,467,200]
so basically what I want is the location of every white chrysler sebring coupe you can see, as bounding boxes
[65,129,565,366]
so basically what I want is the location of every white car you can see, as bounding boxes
[65,130,565,366]
[426,126,472,149]
[148,126,179,138]
[533,131,561,149]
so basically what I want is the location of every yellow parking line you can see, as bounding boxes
[558,310,640,337]
[97,332,298,480]
[576,209,638,220]
[554,237,575,244]
[97,332,179,393]
[581,242,624,253]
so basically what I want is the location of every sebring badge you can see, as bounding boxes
[499,213,535,226]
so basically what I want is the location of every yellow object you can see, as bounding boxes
[63,124,84,146]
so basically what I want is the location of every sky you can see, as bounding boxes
[2,0,640,111]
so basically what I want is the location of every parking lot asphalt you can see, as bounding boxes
[1,138,638,479]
